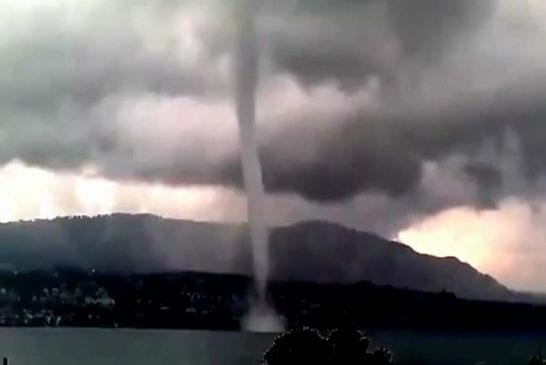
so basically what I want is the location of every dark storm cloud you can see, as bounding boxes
[464,162,503,193]
[388,0,495,60]
[273,50,379,91]
[217,110,421,201]
[208,80,546,202]
[0,0,232,172]
[263,1,394,89]
[118,80,541,206]
[0,4,226,113]
[3,0,546,210]
[464,162,503,208]
[266,0,496,89]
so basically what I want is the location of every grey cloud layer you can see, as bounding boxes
[1,0,546,209]
[266,0,495,91]
[0,0,233,173]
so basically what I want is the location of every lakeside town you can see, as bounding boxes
[1,268,546,331]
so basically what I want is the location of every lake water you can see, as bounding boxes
[0,328,546,364]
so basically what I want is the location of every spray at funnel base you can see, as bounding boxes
[234,0,284,332]
[242,297,285,333]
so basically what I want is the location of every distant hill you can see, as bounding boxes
[0,214,513,301]
[270,221,511,301]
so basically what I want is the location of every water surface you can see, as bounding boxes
[1,328,546,364]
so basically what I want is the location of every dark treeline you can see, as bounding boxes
[1,268,546,331]
[271,280,546,331]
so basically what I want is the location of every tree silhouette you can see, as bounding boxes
[262,329,330,365]
[263,328,393,365]
[529,353,546,365]
[368,347,393,365]
[328,327,370,364]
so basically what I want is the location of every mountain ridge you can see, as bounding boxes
[0,214,514,301]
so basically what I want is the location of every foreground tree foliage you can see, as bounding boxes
[529,353,546,365]
[264,329,546,365]
[263,328,393,365]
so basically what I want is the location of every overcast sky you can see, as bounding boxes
[1,0,546,291]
